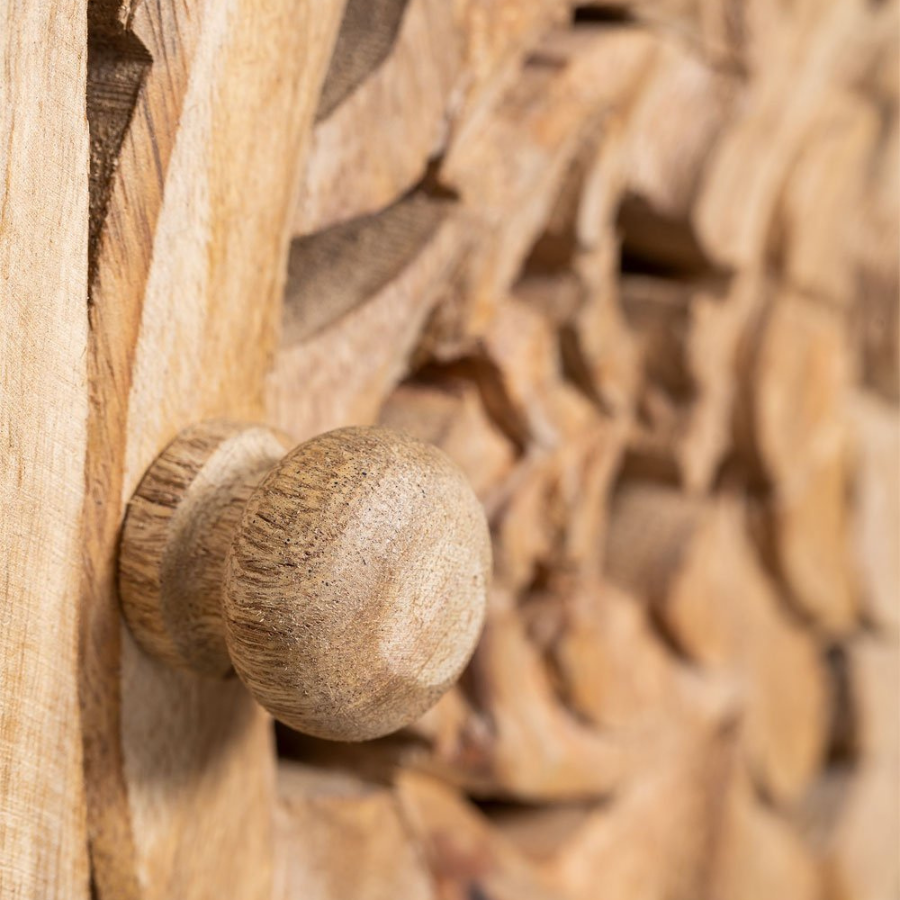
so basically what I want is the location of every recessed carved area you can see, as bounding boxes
[316,0,412,121]
[617,194,722,280]
[86,4,151,284]
[282,190,452,345]
[572,4,637,26]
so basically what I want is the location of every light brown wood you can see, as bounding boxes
[270,193,469,440]
[492,706,735,900]
[295,0,459,234]
[739,289,857,635]
[802,636,900,900]
[379,378,518,502]
[850,393,900,634]
[620,37,737,232]
[450,0,571,137]
[488,418,625,588]
[80,1,346,897]
[822,757,900,900]
[552,581,732,734]
[432,26,657,352]
[607,487,830,805]
[2,0,896,893]
[712,769,822,900]
[274,763,435,900]
[120,422,288,677]
[776,92,880,306]
[620,273,741,492]
[440,596,631,800]
[852,104,899,402]
[273,2,896,892]
[0,2,91,897]
[576,0,778,66]
[119,422,491,741]
[397,770,559,900]
[695,0,871,270]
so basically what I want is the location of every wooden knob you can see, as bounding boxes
[118,421,491,741]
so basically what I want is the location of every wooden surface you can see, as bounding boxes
[271,2,898,898]
[0,0,896,896]
[295,0,458,234]
[274,763,435,900]
[269,193,469,439]
[0,2,91,897]
[80,1,346,898]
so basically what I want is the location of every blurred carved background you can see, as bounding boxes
[272,2,899,899]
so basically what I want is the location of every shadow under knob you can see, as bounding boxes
[118,421,491,742]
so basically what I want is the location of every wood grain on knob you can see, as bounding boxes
[119,421,491,741]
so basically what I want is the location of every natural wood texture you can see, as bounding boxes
[852,103,899,403]
[2,0,896,895]
[739,289,857,634]
[712,770,822,900]
[295,0,458,234]
[119,422,491,741]
[800,636,900,900]
[576,0,780,67]
[833,638,900,898]
[119,422,290,676]
[398,771,559,900]
[396,703,733,900]
[776,92,880,307]
[850,394,900,634]
[80,1,346,897]
[438,594,631,800]
[130,0,900,893]
[271,3,897,890]
[274,763,435,900]
[694,1,873,270]
[527,720,733,900]
[606,488,829,805]
[0,2,91,897]
[619,38,736,231]
[379,379,518,503]
[294,0,583,238]
[620,274,741,491]
[270,193,469,440]
[431,26,656,352]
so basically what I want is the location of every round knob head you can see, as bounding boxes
[224,426,491,741]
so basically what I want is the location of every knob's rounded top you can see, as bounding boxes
[224,426,491,741]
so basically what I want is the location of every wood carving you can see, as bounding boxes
[1,0,896,897]
[80,1,346,897]
[272,2,898,897]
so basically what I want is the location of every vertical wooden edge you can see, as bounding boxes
[0,1,92,897]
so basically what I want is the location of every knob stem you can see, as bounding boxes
[119,421,288,676]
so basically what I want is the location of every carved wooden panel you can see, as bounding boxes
[1,1,897,898]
